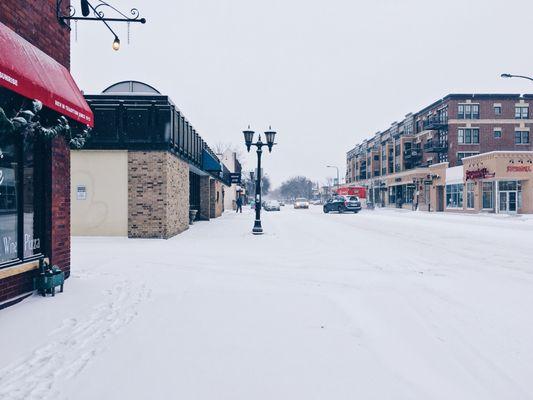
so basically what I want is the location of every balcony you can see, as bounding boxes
[403,148,422,160]
[423,116,448,130]
[423,141,448,153]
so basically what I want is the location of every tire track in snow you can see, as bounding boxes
[0,280,150,400]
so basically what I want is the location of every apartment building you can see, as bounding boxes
[346,94,533,214]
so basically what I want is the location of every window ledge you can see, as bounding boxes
[0,258,48,280]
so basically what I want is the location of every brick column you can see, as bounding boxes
[49,138,71,276]
[209,179,216,218]
[128,151,190,238]
[199,176,210,221]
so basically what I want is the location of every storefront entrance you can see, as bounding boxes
[499,191,517,213]
[498,181,520,213]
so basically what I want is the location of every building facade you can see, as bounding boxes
[1,1,92,307]
[219,150,243,211]
[346,94,533,214]
[71,81,231,238]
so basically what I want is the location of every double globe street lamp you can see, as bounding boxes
[243,126,277,235]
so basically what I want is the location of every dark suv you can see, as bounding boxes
[323,195,362,213]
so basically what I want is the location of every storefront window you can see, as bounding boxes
[22,140,45,258]
[466,182,475,209]
[405,184,414,204]
[0,136,18,263]
[0,125,45,266]
[498,181,517,191]
[389,187,396,205]
[482,182,494,209]
[446,184,463,208]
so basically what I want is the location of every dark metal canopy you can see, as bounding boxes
[83,81,230,184]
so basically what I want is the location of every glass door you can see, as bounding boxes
[509,192,517,212]
[499,191,517,213]
[499,192,508,212]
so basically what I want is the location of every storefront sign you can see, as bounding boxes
[2,236,17,257]
[24,234,40,252]
[229,173,241,184]
[507,165,532,173]
[466,168,495,180]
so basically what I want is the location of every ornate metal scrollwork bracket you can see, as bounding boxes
[56,0,146,26]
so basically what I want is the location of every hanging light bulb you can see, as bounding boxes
[112,36,120,51]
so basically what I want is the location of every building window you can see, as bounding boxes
[515,131,530,144]
[515,106,529,119]
[0,137,18,264]
[0,134,45,266]
[457,152,479,165]
[458,104,479,119]
[458,128,480,144]
[494,105,502,115]
[482,182,494,209]
[446,184,463,209]
[388,187,396,205]
[494,129,502,139]
[466,182,475,209]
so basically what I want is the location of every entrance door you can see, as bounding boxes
[499,191,517,213]
[436,186,444,212]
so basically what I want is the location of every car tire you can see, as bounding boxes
[323,208,329,213]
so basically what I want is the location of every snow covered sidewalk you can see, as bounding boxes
[1,207,532,400]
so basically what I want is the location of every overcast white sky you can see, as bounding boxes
[72,0,533,187]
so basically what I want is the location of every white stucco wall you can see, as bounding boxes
[71,150,128,236]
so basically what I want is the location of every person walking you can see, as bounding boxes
[236,195,243,213]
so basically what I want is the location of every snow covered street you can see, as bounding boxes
[1,207,533,400]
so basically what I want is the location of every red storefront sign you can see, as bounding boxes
[336,186,366,198]
[507,165,532,173]
[466,168,495,180]
[0,22,93,126]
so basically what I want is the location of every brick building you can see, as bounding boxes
[70,81,232,238]
[346,94,533,214]
[1,1,92,307]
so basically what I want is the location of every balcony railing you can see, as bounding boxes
[423,116,448,130]
[423,141,448,153]
[403,148,422,160]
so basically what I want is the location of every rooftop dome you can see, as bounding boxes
[102,80,161,94]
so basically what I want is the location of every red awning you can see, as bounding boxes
[0,22,93,127]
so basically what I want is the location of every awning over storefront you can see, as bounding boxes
[0,22,93,126]
[202,149,222,172]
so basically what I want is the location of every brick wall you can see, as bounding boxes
[209,179,216,218]
[128,151,190,238]
[447,98,532,166]
[0,0,70,68]
[199,176,211,220]
[0,1,72,304]
[0,270,35,305]
[49,138,71,276]
[165,153,190,237]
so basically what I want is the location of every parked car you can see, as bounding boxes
[294,198,310,209]
[323,195,362,213]
[264,200,281,211]
[279,201,285,206]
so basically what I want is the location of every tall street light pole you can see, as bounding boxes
[501,73,533,82]
[326,165,340,194]
[243,126,277,235]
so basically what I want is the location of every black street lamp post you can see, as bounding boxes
[243,126,277,235]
